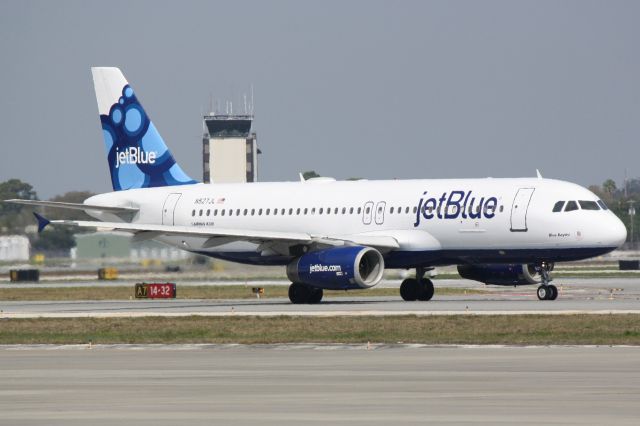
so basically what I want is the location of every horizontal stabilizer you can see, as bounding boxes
[4,199,138,214]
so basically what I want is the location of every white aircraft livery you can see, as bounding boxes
[7,68,627,304]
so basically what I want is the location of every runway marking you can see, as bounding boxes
[2,309,640,318]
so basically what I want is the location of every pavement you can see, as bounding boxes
[1,277,639,318]
[0,344,638,425]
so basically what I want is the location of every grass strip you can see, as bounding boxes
[0,285,487,301]
[1,314,639,345]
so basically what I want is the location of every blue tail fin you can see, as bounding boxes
[91,67,197,191]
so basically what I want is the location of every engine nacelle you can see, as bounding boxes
[457,264,540,286]
[286,246,384,290]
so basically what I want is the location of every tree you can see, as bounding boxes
[0,179,38,234]
[302,170,321,180]
[602,179,617,198]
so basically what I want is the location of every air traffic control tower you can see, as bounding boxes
[202,113,258,183]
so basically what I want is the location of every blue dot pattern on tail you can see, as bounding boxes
[100,85,197,191]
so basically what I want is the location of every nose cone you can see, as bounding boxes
[607,214,628,248]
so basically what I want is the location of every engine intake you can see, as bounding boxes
[457,263,540,286]
[287,246,384,290]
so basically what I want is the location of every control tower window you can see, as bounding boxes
[552,201,565,212]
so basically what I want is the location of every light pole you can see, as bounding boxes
[628,201,636,249]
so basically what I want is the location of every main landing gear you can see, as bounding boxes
[400,267,434,301]
[536,262,558,301]
[288,282,323,304]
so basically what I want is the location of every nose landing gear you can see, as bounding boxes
[535,262,558,300]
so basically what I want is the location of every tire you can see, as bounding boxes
[537,285,548,301]
[547,284,558,301]
[309,288,323,304]
[288,282,311,304]
[400,278,418,301]
[417,278,434,301]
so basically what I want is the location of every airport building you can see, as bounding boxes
[202,113,258,183]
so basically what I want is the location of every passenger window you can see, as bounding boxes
[334,208,338,214]
[251,209,255,216]
[365,206,370,214]
[413,206,417,214]
[192,209,195,216]
[390,207,394,214]
[289,208,293,215]
[266,208,270,215]
[304,208,308,215]
[229,209,233,216]
[281,208,285,215]
[564,201,579,212]
[342,207,346,214]
[199,209,203,216]
[579,200,600,211]
[206,209,210,216]
[236,209,240,216]
[214,209,218,216]
[273,209,277,216]
[597,200,608,210]
[258,209,263,215]
[499,205,504,213]
[552,201,565,213]
[357,207,362,214]
[221,209,225,216]
[243,209,248,216]
[296,208,301,215]
[405,207,410,214]
[319,208,323,214]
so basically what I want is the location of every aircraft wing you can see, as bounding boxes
[39,216,400,250]
[5,199,138,214]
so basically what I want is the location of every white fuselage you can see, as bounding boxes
[85,177,626,267]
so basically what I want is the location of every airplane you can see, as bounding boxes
[7,67,627,304]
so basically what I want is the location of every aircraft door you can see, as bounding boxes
[375,201,386,225]
[363,201,374,225]
[162,193,182,225]
[510,188,535,232]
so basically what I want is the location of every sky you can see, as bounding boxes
[0,0,638,199]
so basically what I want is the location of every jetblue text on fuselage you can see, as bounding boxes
[413,190,498,227]
[115,147,156,169]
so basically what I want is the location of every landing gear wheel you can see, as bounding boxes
[289,283,311,304]
[537,285,548,301]
[417,278,434,301]
[400,278,418,301]
[547,284,558,301]
[309,288,323,304]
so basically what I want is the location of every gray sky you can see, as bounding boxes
[1,0,638,199]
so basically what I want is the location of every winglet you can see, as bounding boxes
[33,212,50,233]
[536,169,543,179]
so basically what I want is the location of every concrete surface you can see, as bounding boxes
[0,345,638,425]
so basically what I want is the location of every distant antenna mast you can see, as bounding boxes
[250,84,254,115]
[244,94,247,115]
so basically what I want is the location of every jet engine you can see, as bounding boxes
[286,246,384,290]
[457,263,542,286]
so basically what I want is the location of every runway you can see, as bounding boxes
[1,278,639,318]
[0,345,638,425]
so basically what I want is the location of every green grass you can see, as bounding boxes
[1,315,639,345]
[0,285,488,301]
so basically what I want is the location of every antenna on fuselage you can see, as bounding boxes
[536,169,543,179]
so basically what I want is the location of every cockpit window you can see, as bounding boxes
[564,201,579,212]
[597,200,609,210]
[552,201,565,212]
[579,200,600,211]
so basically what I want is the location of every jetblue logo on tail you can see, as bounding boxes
[99,83,197,191]
[413,190,499,227]
[115,147,157,169]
